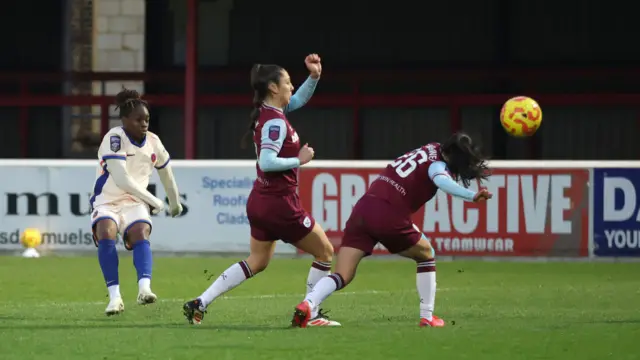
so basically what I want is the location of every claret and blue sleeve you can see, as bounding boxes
[427,161,476,201]
[285,76,319,112]
[258,118,301,172]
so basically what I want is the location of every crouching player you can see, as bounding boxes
[292,132,492,328]
[90,88,183,316]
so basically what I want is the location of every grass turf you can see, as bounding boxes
[0,256,637,360]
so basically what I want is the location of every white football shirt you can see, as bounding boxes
[90,127,170,208]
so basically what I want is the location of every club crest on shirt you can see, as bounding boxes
[110,135,121,152]
[268,125,280,141]
[151,153,157,163]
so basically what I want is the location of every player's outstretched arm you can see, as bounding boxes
[106,159,165,212]
[285,54,321,113]
[286,76,318,113]
[428,161,477,202]
[157,164,182,217]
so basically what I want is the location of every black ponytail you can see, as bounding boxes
[441,132,491,187]
[240,63,284,148]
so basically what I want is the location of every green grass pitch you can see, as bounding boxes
[0,256,638,360]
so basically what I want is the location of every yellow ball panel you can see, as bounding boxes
[20,228,42,249]
[500,96,543,137]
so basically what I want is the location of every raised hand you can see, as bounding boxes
[305,54,322,79]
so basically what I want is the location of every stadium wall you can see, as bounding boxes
[94,0,146,127]
[0,160,638,259]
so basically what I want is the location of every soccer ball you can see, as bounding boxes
[20,228,42,249]
[500,96,542,137]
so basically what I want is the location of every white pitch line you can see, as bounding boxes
[0,288,449,308]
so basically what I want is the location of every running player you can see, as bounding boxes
[183,54,340,327]
[91,88,183,316]
[292,132,492,328]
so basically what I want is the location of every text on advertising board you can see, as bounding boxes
[4,184,188,217]
[299,167,589,257]
[1,184,188,248]
[593,169,640,256]
[202,176,254,225]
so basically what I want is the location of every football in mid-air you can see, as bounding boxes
[500,96,542,137]
[20,228,42,249]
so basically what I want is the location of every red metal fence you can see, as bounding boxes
[1,68,639,158]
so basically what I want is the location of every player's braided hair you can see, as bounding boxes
[441,132,491,187]
[241,63,284,148]
[115,87,148,118]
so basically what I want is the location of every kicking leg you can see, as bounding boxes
[293,222,336,324]
[93,218,123,316]
[183,237,275,325]
[398,234,444,327]
[292,246,365,328]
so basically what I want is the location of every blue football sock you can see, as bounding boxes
[132,240,153,281]
[97,239,119,287]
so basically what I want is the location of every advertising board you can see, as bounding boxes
[592,168,640,257]
[0,161,295,254]
[299,164,590,257]
[7,159,640,259]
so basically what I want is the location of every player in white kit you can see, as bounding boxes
[90,88,183,316]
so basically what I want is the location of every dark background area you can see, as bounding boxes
[0,0,638,159]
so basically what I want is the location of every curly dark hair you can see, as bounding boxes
[441,132,491,187]
[115,87,148,118]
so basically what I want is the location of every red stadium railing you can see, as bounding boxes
[1,68,640,158]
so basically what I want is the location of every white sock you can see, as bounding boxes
[199,260,253,309]
[304,273,344,310]
[417,260,437,320]
[107,284,121,300]
[138,277,151,292]
[306,261,331,318]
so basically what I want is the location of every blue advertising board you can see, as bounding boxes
[593,168,640,257]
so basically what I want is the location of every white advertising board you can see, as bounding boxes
[2,159,638,257]
[0,160,295,254]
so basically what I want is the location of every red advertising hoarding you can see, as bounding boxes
[299,166,589,257]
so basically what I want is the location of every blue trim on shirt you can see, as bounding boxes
[90,164,110,208]
[121,126,146,148]
[155,157,170,169]
[102,155,126,161]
